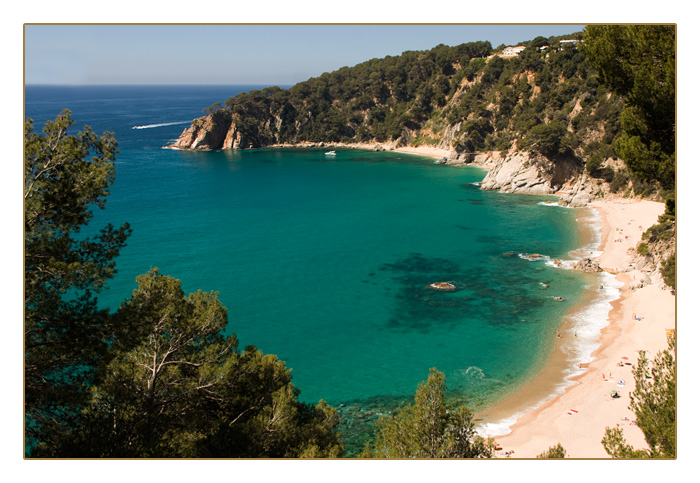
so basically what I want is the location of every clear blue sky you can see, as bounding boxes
[24,24,584,85]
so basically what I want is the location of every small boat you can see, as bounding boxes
[325,150,337,156]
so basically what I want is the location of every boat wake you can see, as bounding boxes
[132,121,191,130]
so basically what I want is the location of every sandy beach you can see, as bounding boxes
[270,141,452,161]
[482,198,674,458]
[391,145,451,159]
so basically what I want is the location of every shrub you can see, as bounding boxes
[637,242,649,256]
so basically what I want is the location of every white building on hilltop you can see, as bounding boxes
[502,45,527,56]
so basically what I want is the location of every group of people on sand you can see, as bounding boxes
[494,444,515,458]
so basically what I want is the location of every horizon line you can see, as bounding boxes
[25,83,294,87]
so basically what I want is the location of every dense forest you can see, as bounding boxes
[189,33,631,182]
[25,25,676,458]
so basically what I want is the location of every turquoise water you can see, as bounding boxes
[26,85,589,449]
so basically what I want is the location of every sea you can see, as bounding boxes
[24,85,620,453]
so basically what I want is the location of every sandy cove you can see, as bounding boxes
[270,141,452,160]
[255,143,675,458]
[482,198,674,458]
[329,144,675,457]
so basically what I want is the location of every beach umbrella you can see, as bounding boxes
[621,357,629,360]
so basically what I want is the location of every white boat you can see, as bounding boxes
[324,150,336,156]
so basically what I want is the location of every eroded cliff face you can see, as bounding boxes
[171,110,288,150]
[171,110,233,150]
[478,151,596,207]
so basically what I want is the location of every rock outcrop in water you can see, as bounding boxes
[428,282,458,292]
[573,258,603,273]
[171,110,252,150]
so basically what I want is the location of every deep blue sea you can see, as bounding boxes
[25,85,601,449]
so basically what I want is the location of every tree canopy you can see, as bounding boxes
[205,34,616,165]
[601,333,676,458]
[537,443,567,458]
[361,368,494,458]
[25,112,344,458]
[583,25,675,190]
[36,269,344,458]
[24,110,132,452]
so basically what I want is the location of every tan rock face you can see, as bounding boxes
[223,122,241,149]
[480,153,554,194]
[479,152,595,206]
[171,111,233,150]
[572,258,603,273]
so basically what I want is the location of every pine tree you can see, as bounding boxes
[362,368,494,458]
[24,110,132,453]
[36,269,345,458]
[601,333,676,458]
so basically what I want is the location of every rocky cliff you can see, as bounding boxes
[171,110,251,150]
[473,149,598,207]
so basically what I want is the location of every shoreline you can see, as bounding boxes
[268,141,453,160]
[476,198,672,458]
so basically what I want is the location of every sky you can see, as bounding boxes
[24,24,585,86]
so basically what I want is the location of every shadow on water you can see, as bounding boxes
[335,381,509,456]
[376,252,546,331]
[334,393,410,456]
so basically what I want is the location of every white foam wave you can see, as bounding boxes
[476,379,572,437]
[477,405,536,437]
[537,200,573,208]
[132,121,191,130]
[478,207,621,437]
[518,253,551,262]
[544,258,574,270]
[574,207,604,259]
[564,272,623,360]
[464,366,485,379]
